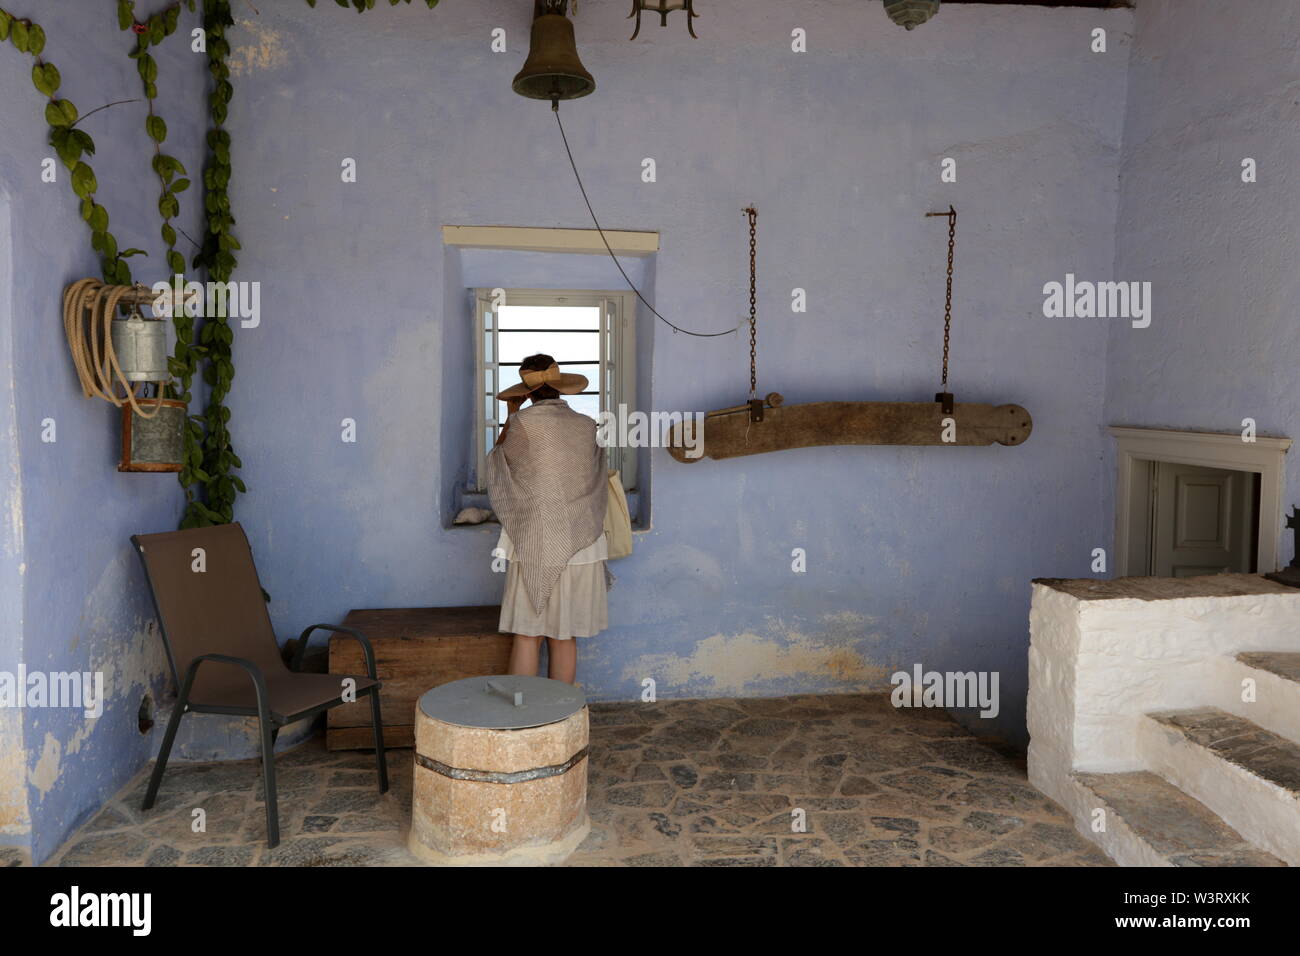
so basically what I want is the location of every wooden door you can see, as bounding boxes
[1151,462,1257,577]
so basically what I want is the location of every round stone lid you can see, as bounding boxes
[418,675,587,730]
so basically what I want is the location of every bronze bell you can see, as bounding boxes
[512,10,596,102]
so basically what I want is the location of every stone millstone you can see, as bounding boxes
[409,692,589,867]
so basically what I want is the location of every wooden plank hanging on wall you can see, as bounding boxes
[667,401,1032,463]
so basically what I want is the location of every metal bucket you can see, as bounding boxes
[110,312,170,382]
[119,399,186,473]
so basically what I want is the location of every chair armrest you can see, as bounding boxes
[293,623,377,680]
[181,654,271,712]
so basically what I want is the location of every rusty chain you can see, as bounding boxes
[940,206,955,388]
[745,206,758,398]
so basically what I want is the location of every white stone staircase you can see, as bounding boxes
[1027,576,1300,867]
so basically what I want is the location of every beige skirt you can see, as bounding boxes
[498,559,608,640]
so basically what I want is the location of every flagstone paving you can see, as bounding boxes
[41,693,1112,867]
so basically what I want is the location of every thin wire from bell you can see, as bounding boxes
[553,106,741,338]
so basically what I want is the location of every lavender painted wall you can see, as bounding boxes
[222,0,1132,749]
[0,0,1147,863]
[0,2,210,861]
[1106,0,1300,567]
[0,185,29,852]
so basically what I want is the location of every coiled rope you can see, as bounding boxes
[62,278,166,419]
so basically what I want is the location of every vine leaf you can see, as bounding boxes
[71,162,97,199]
[31,62,59,96]
[45,98,77,127]
[50,127,79,168]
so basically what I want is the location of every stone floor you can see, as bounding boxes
[41,693,1113,867]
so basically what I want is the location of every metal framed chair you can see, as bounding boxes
[131,522,388,848]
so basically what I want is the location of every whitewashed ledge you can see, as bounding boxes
[1031,574,1297,602]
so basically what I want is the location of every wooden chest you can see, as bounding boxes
[326,606,511,750]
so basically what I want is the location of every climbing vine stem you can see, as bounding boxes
[184,0,243,527]
[1,8,142,287]
[120,1,208,512]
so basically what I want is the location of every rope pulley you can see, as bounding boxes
[63,278,171,418]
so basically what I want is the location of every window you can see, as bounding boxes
[473,288,636,492]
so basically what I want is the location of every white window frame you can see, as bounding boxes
[473,288,637,492]
[1110,426,1293,576]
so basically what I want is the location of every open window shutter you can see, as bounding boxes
[602,297,622,478]
[475,290,500,491]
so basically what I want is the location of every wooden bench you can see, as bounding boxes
[326,606,511,750]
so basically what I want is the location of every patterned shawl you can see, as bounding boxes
[486,399,607,614]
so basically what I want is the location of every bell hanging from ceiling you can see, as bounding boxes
[883,0,940,31]
[513,1,596,103]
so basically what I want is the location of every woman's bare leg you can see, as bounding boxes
[546,637,577,684]
[509,634,543,676]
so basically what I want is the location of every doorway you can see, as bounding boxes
[1130,461,1260,576]
[1110,426,1292,578]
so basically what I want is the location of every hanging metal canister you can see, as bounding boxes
[120,399,186,473]
[110,306,170,382]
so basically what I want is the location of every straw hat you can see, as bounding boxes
[495,361,588,401]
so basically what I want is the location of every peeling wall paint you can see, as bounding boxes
[28,732,62,798]
[619,626,891,698]
[0,710,28,837]
[227,19,290,77]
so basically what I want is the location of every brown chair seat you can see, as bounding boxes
[188,669,380,723]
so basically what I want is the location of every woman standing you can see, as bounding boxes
[487,354,610,684]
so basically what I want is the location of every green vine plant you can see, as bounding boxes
[0,1,233,529]
[2,9,144,288]
[5,0,440,532]
[117,1,220,525]
[186,0,242,527]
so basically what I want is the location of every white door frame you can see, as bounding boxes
[1110,426,1293,576]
